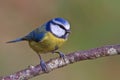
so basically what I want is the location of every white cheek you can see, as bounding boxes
[50,23,65,37]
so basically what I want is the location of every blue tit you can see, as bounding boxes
[7,17,71,72]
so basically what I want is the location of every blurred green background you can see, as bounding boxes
[0,0,120,80]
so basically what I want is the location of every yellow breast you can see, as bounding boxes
[29,32,66,53]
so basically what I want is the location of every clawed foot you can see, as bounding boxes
[36,53,49,73]
[56,51,65,58]
[54,51,66,62]
[40,59,49,73]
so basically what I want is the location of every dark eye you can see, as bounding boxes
[57,24,66,31]
[51,21,67,31]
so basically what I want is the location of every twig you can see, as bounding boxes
[1,44,120,80]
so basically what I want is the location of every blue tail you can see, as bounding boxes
[6,37,26,43]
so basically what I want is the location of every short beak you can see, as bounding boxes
[66,30,71,33]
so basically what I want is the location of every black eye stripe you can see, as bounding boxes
[58,24,67,31]
[51,21,67,31]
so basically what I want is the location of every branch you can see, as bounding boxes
[1,44,120,80]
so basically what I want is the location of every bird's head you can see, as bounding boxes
[46,17,71,39]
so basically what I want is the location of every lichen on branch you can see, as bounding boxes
[1,44,120,80]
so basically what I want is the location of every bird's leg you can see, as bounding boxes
[36,53,49,73]
[54,51,65,58]
[53,46,66,60]
[53,51,67,63]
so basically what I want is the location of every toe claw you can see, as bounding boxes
[40,60,49,73]
[59,52,65,58]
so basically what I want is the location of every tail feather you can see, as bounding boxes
[6,38,26,43]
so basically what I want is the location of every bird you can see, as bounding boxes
[7,17,71,72]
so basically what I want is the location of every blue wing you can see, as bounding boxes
[7,30,45,43]
[26,31,45,42]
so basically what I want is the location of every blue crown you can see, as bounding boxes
[46,17,70,31]
[54,17,69,25]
